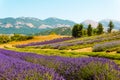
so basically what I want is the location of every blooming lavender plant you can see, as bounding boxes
[16,37,73,48]
[0,49,64,80]
[93,40,120,52]
[16,33,120,49]
[46,33,120,49]
[0,49,120,80]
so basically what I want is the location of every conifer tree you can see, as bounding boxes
[87,24,92,36]
[97,23,104,35]
[77,24,83,37]
[72,24,79,37]
[108,21,114,33]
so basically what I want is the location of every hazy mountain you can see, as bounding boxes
[43,17,75,27]
[81,20,98,28]
[0,17,75,35]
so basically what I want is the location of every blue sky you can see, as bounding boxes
[0,0,120,22]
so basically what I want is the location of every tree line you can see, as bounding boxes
[72,21,114,38]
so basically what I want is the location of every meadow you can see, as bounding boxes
[1,32,120,80]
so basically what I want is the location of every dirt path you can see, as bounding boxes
[67,47,92,52]
[74,47,92,52]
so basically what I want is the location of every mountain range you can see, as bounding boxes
[0,17,120,35]
[0,17,75,35]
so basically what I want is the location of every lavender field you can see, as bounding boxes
[1,32,120,80]
[0,49,120,80]
[16,37,74,48]
[1,0,120,80]
[16,32,120,50]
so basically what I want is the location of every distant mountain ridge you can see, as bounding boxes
[0,17,75,34]
[0,17,120,35]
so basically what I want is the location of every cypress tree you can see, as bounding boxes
[97,23,104,35]
[77,24,83,37]
[72,24,79,37]
[87,24,92,36]
[108,21,114,33]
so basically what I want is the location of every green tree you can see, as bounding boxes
[87,24,92,36]
[72,24,79,37]
[93,28,97,35]
[72,24,83,38]
[0,35,10,43]
[82,29,87,36]
[77,24,83,37]
[97,23,104,35]
[108,21,114,33]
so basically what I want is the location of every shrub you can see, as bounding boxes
[11,34,33,41]
[0,35,11,44]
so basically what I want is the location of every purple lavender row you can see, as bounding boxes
[0,49,64,80]
[16,37,74,48]
[0,49,120,80]
[49,34,120,49]
[93,40,120,52]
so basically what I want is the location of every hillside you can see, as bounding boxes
[37,27,72,35]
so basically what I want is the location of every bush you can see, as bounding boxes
[0,35,11,44]
[11,34,33,41]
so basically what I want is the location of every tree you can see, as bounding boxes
[72,24,83,38]
[97,23,104,35]
[87,24,92,36]
[82,29,87,36]
[77,24,83,37]
[72,24,79,38]
[108,21,114,33]
[93,28,98,35]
